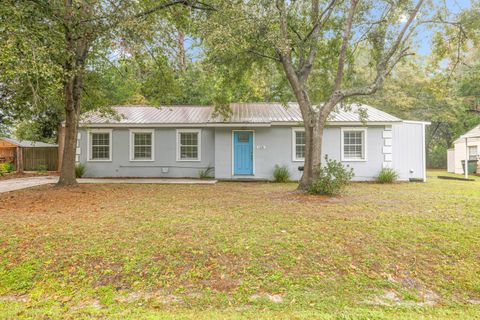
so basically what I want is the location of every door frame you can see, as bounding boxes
[231,130,255,176]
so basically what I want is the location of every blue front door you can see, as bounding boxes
[234,131,253,175]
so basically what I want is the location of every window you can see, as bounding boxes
[238,132,250,143]
[88,130,112,161]
[177,129,201,161]
[130,130,154,161]
[469,146,478,160]
[341,128,367,161]
[292,128,305,161]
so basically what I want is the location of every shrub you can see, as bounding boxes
[75,163,87,178]
[273,165,290,182]
[0,162,14,175]
[308,156,354,195]
[377,167,398,184]
[6,162,15,172]
[0,164,8,176]
[198,167,214,179]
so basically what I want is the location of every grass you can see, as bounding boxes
[428,168,480,181]
[0,171,479,319]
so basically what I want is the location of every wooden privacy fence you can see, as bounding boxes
[22,147,58,171]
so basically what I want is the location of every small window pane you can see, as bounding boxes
[296,131,305,145]
[181,133,197,146]
[134,133,151,146]
[181,146,198,159]
[296,145,305,159]
[238,133,250,143]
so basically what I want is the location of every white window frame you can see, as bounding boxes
[341,127,367,162]
[468,145,478,161]
[87,129,113,162]
[129,129,155,162]
[176,129,201,161]
[292,127,306,162]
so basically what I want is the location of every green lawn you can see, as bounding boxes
[0,174,479,319]
[428,168,480,181]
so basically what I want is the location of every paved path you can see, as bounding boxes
[0,176,59,193]
[0,176,217,194]
[78,178,218,185]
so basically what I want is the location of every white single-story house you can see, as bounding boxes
[447,124,480,174]
[76,103,429,181]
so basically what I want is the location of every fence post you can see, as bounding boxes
[16,147,23,173]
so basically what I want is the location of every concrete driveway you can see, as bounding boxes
[0,176,217,194]
[0,176,59,193]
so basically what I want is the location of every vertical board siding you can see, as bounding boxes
[392,122,424,180]
[22,147,59,171]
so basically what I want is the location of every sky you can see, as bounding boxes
[416,0,472,55]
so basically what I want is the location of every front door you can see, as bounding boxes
[233,131,253,175]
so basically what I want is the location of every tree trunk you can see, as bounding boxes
[298,121,324,190]
[57,79,79,187]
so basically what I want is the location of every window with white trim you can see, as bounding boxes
[130,130,154,161]
[341,128,366,161]
[292,128,305,161]
[468,146,478,160]
[89,131,112,161]
[177,130,201,161]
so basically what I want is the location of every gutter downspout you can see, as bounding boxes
[465,137,469,179]
[422,123,427,182]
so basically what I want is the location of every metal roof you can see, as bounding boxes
[80,103,401,126]
[0,137,58,148]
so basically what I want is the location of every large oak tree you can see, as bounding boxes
[199,0,441,189]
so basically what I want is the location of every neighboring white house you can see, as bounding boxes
[76,103,429,181]
[448,124,480,174]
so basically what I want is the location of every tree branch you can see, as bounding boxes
[246,49,281,62]
[334,0,358,91]
[298,0,338,82]
[135,0,215,18]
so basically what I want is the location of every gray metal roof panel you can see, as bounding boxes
[80,103,401,125]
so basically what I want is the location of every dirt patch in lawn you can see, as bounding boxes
[0,184,125,214]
